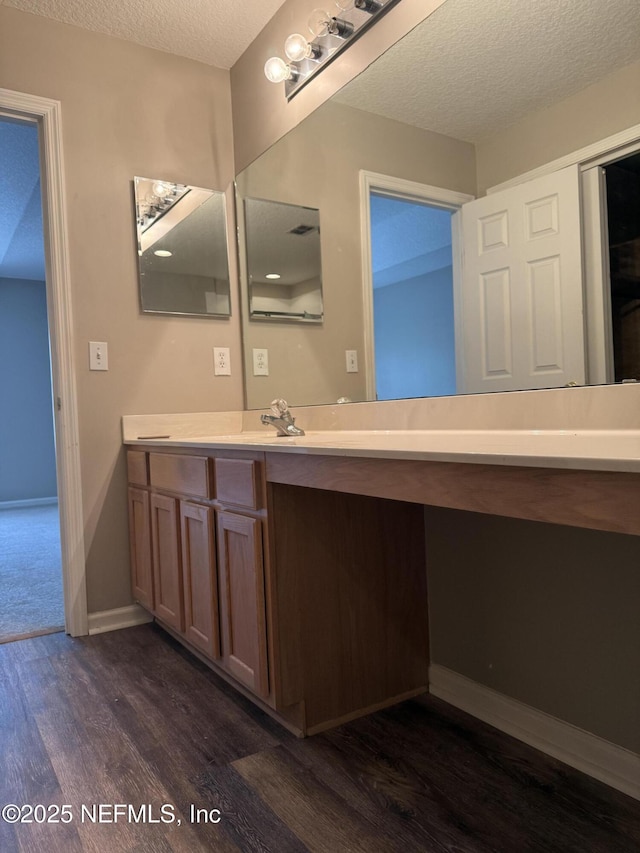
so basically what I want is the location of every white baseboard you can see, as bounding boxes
[0,497,58,509]
[429,664,640,801]
[88,604,153,635]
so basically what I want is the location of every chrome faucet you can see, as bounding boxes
[260,398,305,437]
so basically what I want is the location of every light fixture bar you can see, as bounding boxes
[274,0,401,100]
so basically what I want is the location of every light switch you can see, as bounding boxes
[346,350,358,373]
[89,341,108,371]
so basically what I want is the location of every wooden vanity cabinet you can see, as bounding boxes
[150,492,183,632]
[214,455,270,698]
[126,447,272,705]
[127,451,154,610]
[127,486,153,611]
[216,510,269,697]
[127,444,430,737]
[180,501,220,660]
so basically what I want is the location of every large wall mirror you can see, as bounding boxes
[134,177,231,317]
[236,0,640,409]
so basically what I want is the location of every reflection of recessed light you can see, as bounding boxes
[154,249,172,257]
[265,273,280,279]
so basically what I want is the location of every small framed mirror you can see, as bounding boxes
[133,177,231,317]
[243,197,323,323]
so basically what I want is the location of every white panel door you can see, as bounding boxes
[458,165,585,393]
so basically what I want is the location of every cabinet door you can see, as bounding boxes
[180,502,220,660]
[150,493,184,632]
[128,486,153,610]
[216,511,269,698]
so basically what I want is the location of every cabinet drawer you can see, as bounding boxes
[215,458,260,509]
[127,450,148,486]
[149,453,211,498]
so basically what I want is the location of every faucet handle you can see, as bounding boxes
[270,398,290,417]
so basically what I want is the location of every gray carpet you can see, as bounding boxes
[0,504,65,641]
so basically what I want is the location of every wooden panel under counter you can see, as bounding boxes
[265,452,640,537]
[267,483,429,735]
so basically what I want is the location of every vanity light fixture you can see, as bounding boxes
[264,0,400,100]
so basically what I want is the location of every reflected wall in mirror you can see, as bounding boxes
[244,198,323,322]
[133,177,231,317]
[236,0,640,408]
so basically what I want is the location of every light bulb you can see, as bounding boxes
[285,33,312,62]
[264,56,295,83]
[308,8,331,37]
[152,181,172,199]
[308,8,354,38]
[334,0,354,10]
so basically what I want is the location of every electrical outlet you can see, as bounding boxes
[253,348,269,376]
[346,350,358,373]
[213,347,231,376]
[89,341,108,371]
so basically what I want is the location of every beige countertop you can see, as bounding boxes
[124,428,640,474]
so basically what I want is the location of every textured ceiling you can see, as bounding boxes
[2,0,288,69]
[336,0,640,143]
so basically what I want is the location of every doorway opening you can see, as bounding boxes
[369,192,457,400]
[0,116,64,642]
[603,150,640,382]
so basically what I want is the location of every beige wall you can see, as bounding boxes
[426,507,640,753]
[237,100,476,408]
[0,7,242,613]
[476,57,640,193]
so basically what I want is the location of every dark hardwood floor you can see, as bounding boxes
[0,624,638,852]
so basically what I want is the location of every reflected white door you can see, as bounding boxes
[459,164,585,393]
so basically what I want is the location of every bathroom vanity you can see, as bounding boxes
[124,420,640,739]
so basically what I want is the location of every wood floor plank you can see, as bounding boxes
[233,745,405,853]
[282,727,489,853]
[0,661,84,853]
[194,764,309,853]
[329,696,640,853]
[74,628,281,768]
[1,625,638,852]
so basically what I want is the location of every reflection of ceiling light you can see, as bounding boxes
[265,273,281,279]
[152,181,173,199]
[154,249,172,257]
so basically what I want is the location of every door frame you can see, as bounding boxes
[359,170,474,399]
[0,88,87,636]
